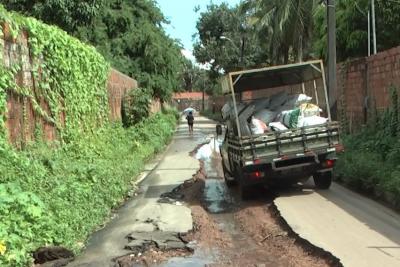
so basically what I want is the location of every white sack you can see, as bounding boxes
[297,116,328,127]
[269,122,288,131]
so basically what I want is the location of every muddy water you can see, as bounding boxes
[160,248,214,267]
[189,140,282,266]
[159,139,338,267]
[202,153,235,214]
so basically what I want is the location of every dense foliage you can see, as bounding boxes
[0,4,180,266]
[122,87,152,127]
[0,111,177,266]
[1,0,101,33]
[2,0,184,100]
[335,89,400,207]
[180,58,221,95]
[313,0,400,61]
[195,0,400,68]
[193,2,266,76]
[241,0,316,64]
[0,5,110,143]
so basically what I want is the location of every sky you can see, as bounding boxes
[156,0,241,62]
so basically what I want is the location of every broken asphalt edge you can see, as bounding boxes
[269,202,344,267]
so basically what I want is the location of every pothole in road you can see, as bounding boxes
[113,231,193,267]
[116,139,343,267]
[179,140,343,267]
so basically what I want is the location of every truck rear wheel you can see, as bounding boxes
[222,162,236,187]
[234,166,252,200]
[240,184,253,200]
[313,171,332,189]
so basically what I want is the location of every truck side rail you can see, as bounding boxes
[227,122,340,163]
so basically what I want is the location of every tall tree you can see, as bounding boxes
[1,0,102,33]
[313,0,400,61]
[2,0,185,101]
[242,0,317,64]
[193,3,266,76]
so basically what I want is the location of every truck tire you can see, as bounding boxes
[222,162,236,187]
[233,165,253,200]
[240,184,253,200]
[313,171,332,189]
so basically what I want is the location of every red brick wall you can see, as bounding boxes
[107,69,138,121]
[2,27,148,145]
[337,46,400,131]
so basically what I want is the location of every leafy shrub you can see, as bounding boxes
[0,112,177,267]
[122,88,152,127]
[335,87,400,207]
[0,5,110,143]
[0,183,54,265]
[162,105,180,120]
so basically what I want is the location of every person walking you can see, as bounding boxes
[186,111,194,134]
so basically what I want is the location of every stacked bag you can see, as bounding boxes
[221,92,328,136]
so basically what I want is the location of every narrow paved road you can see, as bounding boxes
[68,115,400,267]
[275,182,400,267]
[68,116,216,267]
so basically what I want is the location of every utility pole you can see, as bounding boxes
[327,0,337,102]
[202,79,205,111]
[368,10,371,56]
[371,0,377,54]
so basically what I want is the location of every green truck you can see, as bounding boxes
[218,60,344,199]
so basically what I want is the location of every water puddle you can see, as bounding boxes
[195,137,235,214]
[159,247,215,267]
[204,179,235,213]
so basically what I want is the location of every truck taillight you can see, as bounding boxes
[245,171,264,180]
[323,159,335,168]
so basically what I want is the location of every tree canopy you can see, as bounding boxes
[194,0,400,71]
[193,3,267,76]
[2,0,184,101]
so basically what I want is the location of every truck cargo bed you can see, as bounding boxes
[227,122,341,164]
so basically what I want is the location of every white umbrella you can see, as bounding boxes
[183,107,196,114]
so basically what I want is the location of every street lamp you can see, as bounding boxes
[353,1,378,56]
[327,0,336,102]
[220,35,245,68]
[371,0,377,54]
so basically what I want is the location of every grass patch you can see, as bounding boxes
[0,111,177,267]
[335,87,400,208]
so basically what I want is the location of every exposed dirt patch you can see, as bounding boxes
[181,205,233,249]
[175,141,342,267]
[177,161,233,249]
[235,203,341,267]
[112,140,343,267]
[114,248,190,267]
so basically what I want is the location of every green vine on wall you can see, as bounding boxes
[0,4,110,144]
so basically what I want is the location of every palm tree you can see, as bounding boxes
[242,0,318,64]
